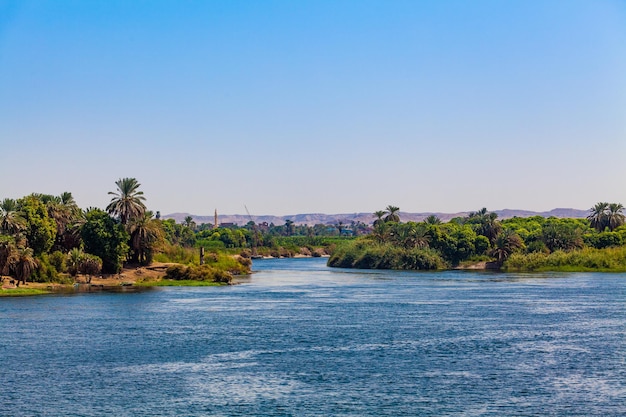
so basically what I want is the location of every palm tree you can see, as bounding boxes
[106,178,146,226]
[63,208,92,250]
[587,202,609,231]
[467,208,501,243]
[371,221,389,243]
[183,215,197,231]
[606,203,625,231]
[284,219,295,236]
[373,210,386,227]
[60,191,76,206]
[0,239,18,276]
[384,205,400,223]
[401,223,429,249]
[184,216,194,228]
[481,212,502,243]
[43,193,82,251]
[67,248,83,277]
[490,229,523,264]
[425,215,441,225]
[468,207,488,221]
[0,198,25,236]
[12,247,38,285]
[129,211,164,265]
[46,200,70,235]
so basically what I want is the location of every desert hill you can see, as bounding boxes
[164,208,589,226]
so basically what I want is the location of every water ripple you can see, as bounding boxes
[1,258,624,416]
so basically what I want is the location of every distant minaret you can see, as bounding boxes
[214,209,218,229]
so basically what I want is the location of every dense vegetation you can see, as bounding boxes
[0,177,355,290]
[329,204,626,271]
[3,180,625,289]
[0,179,252,288]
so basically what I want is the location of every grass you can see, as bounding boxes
[504,246,626,272]
[0,288,52,297]
[153,245,198,264]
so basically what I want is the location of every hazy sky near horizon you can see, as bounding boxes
[1,0,625,216]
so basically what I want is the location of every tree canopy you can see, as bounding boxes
[107,177,146,226]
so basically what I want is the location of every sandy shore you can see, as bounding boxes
[1,262,174,291]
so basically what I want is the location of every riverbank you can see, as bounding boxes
[0,262,200,296]
[328,239,626,273]
[1,253,255,297]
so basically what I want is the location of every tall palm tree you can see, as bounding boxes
[284,219,295,236]
[468,207,488,220]
[587,202,609,232]
[60,191,76,206]
[59,192,82,250]
[46,200,70,234]
[606,203,625,231]
[481,212,502,243]
[0,198,25,236]
[373,210,386,227]
[106,178,146,226]
[467,208,501,243]
[129,211,164,265]
[184,216,194,228]
[384,205,400,223]
[183,215,197,231]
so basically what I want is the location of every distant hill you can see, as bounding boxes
[163,208,589,226]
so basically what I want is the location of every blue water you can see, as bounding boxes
[1,257,624,416]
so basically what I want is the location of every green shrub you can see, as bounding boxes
[165,264,232,284]
[585,232,623,249]
[196,239,226,250]
[504,246,626,271]
[49,251,66,273]
[526,240,549,254]
[328,240,446,270]
[79,254,102,282]
[154,245,197,264]
[32,253,57,282]
[164,264,187,279]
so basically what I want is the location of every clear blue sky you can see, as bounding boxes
[1,0,625,216]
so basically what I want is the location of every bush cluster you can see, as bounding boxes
[504,247,626,271]
[165,264,232,283]
[329,241,447,270]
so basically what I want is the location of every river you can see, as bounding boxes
[1,257,624,416]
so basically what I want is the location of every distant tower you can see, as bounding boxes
[214,209,218,229]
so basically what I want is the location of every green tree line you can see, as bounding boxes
[329,204,626,271]
[0,178,203,285]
